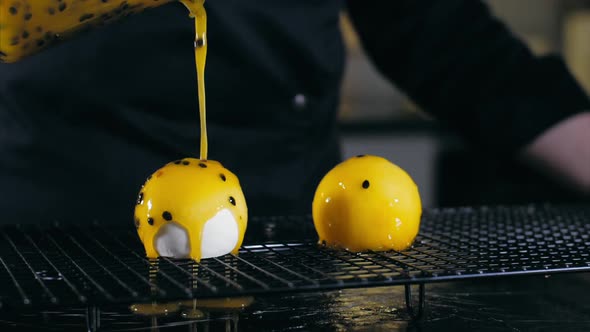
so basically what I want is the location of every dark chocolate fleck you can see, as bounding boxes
[362,180,370,189]
[162,211,172,221]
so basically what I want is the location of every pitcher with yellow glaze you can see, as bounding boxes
[0,0,203,63]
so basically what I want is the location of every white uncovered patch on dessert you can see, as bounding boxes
[201,209,238,259]
[155,223,191,258]
[154,208,238,259]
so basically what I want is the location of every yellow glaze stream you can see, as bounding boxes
[179,0,209,160]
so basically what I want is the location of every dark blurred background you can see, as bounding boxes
[338,0,590,208]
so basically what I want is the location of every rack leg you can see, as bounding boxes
[404,283,425,320]
[86,306,100,332]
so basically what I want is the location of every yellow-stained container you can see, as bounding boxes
[0,0,175,63]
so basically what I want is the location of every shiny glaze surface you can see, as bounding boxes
[134,158,247,261]
[313,155,422,251]
[129,297,253,318]
[129,302,181,316]
[179,297,255,311]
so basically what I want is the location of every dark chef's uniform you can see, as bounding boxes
[0,0,588,224]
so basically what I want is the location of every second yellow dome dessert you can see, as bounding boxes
[312,155,422,252]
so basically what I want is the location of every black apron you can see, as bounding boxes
[0,1,345,224]
[1,0,587,225]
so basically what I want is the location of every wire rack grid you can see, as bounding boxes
[0,204,589,327]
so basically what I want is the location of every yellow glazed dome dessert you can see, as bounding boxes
[134,158,247,261]
[312,155,422,252]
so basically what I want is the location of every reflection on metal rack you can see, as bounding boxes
[0,205,588,329]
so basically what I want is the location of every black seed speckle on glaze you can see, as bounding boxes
[134,218,140,228]
[182,160,190,165]
[356,154,366,158]
[229,196,236,206]
[220,174,226,182]
[362,180,370,189]
[147,217,154,226]
[136,192,143,205]
[195,38,205,47]
[58,3,67,11]
[24,13,32,20]
[48,7,55,15]
[173,160,181,165]
[199,163,207,168]
[162,211,172,221]
[9,7,17,15]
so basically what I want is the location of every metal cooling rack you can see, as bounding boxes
[0,204,589,328]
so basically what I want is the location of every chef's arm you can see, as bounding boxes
[346,0,590,191]
[523,112,590,195]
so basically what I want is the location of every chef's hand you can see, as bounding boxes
[523,112,590,196]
